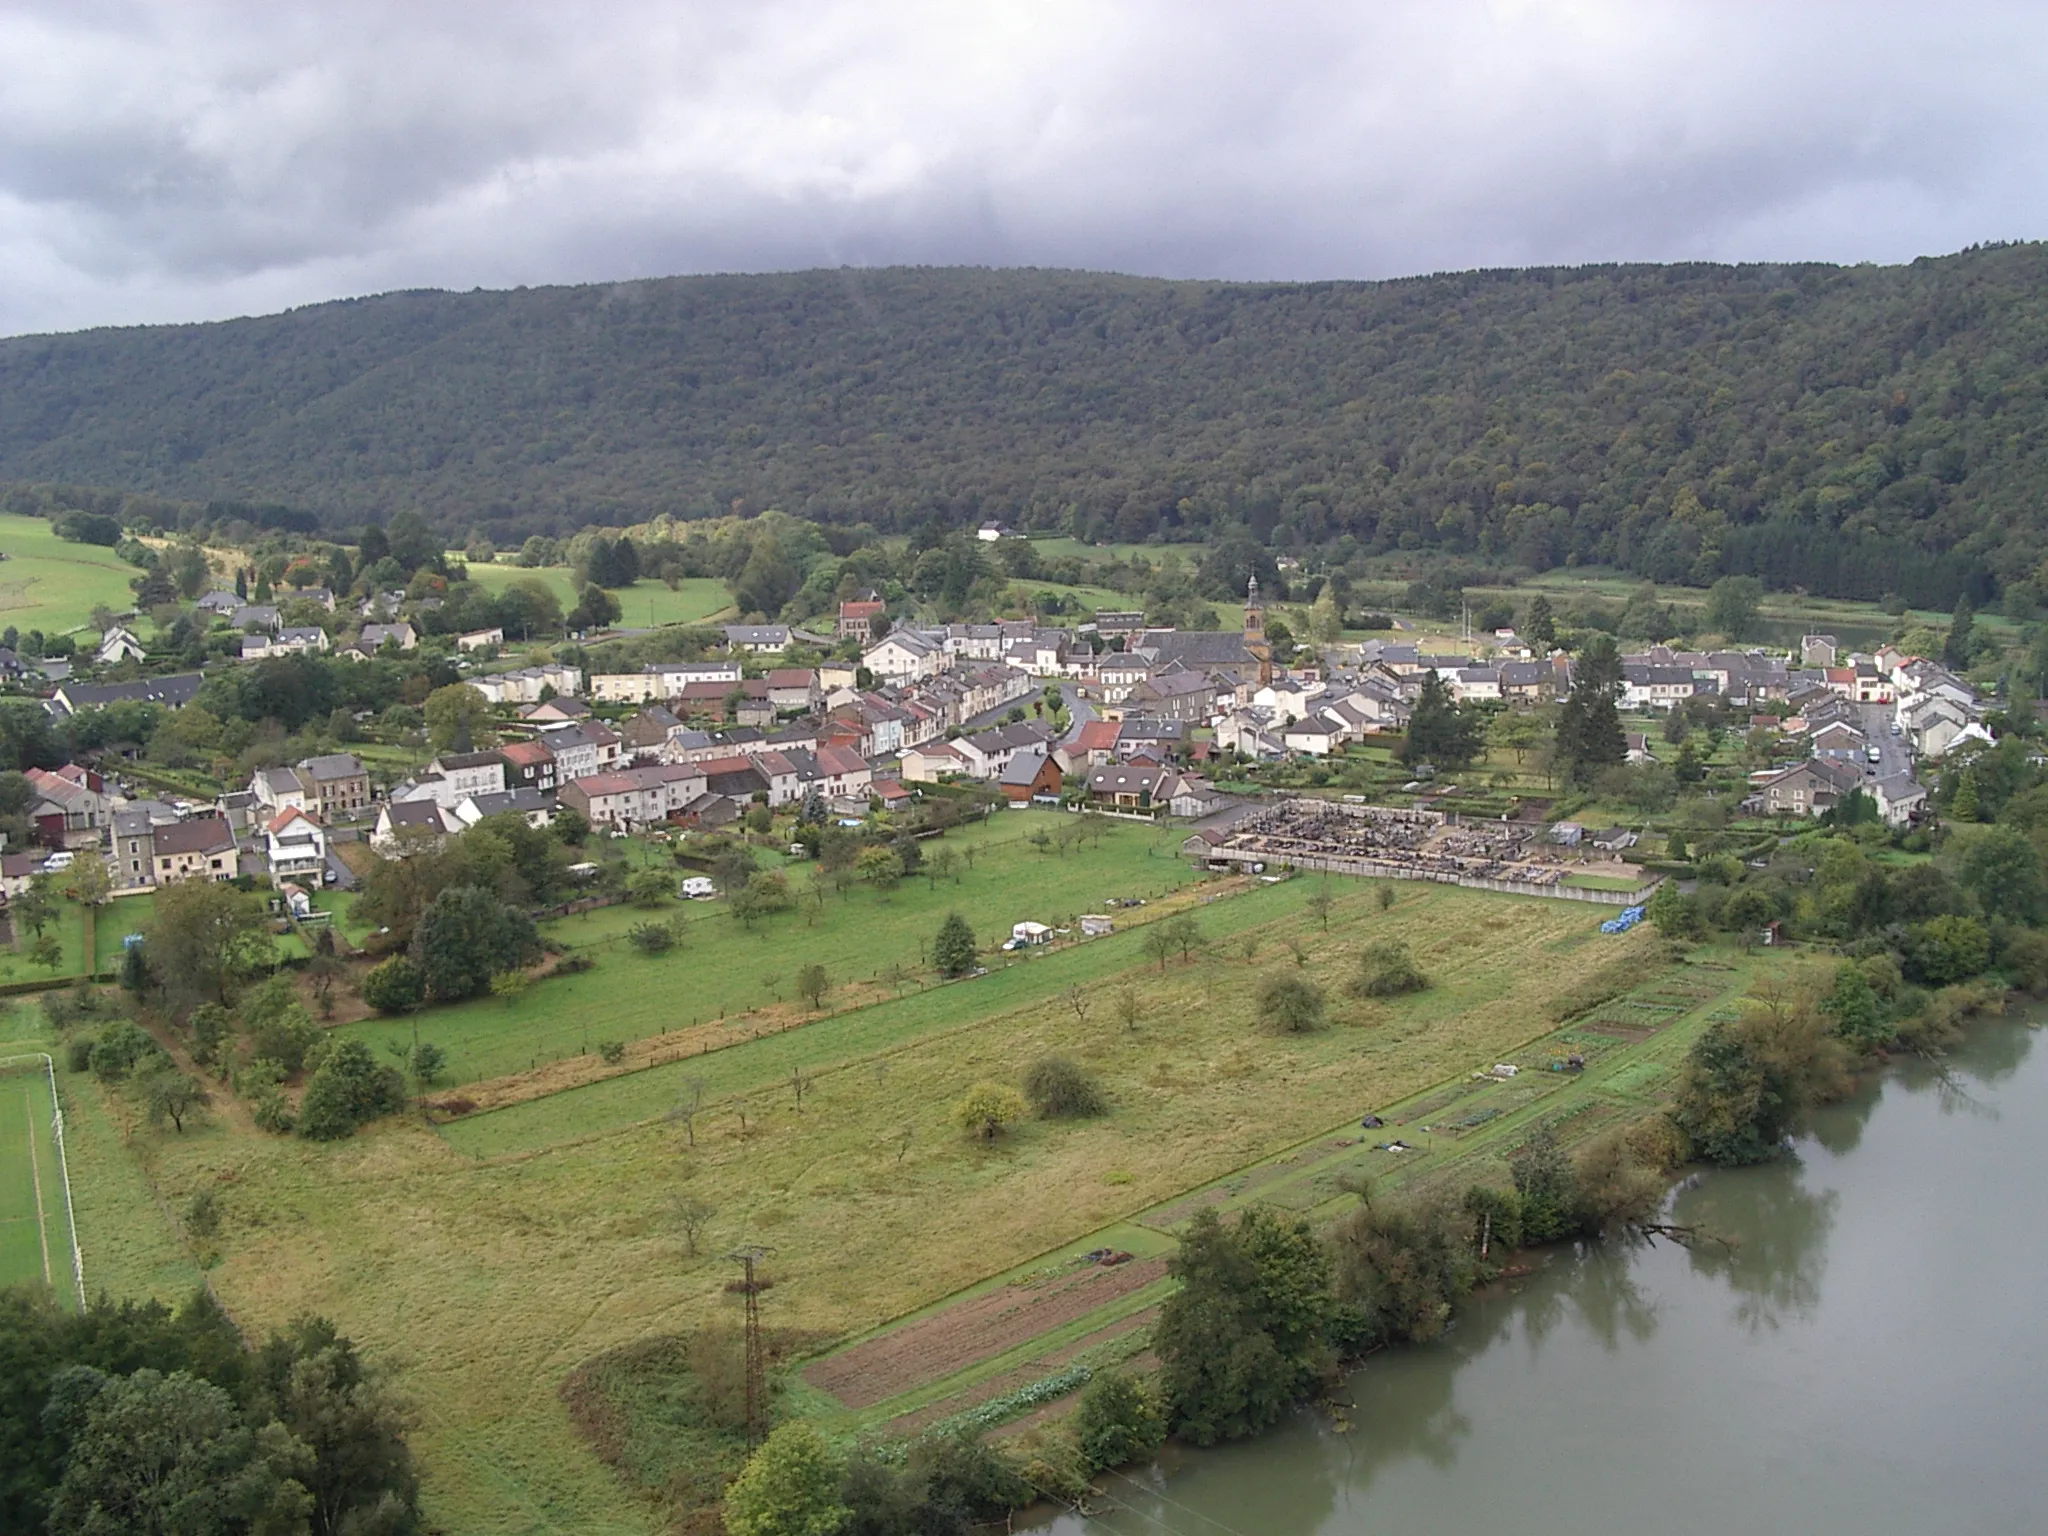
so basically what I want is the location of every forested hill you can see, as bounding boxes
[6,247,2048,604]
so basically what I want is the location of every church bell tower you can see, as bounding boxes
[1244,574,1272,687]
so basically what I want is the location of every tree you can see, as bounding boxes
[1154,1208,1332,1445]
[629,921,677,955]
[567,582,621,631]
[44,1368,313,1536]
[1944,594,1976,669]
[1554,634,1627,787]
[1348,939,1427,997]
[1401,671,1482,768]
[855,846,903,889]
[668,1194,716,1258]
[1956,825,2045,925]
[29,931,62,975]
[253,1319,423,1536]
[62,850,112,908]
[1704,574,1763,638]
[1141,924,1176,970]
[1165,913,1205,963]
[552,807,590,845]
[1022,1055,1106,1117]
[1304,888,1334,931]
[298,1040,407,1141]
[359,957,424,1015]
[13,874,54,940]
[412,885,540,1002]
[795,962,830,1011]
[143,881,272,1008]
[140,1064,211,1134]
[728,871,794,928]
[1114,985,1143,1032]
[1261,974,1327,1036]
[722,1422,849,1536]
[933,912,977,977]
[1328,1190,1477,1347]
[422,683,492,753]
[954,1081,1027,1141]
[1523,594,1556,649]
[1070,1372,1165,1472]
[627,869,672,908]
[1673,990,1850,1165]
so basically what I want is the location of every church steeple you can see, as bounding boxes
[1244,574,1272,687]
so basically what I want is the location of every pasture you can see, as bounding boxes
[340,811,1192,1092]
[461,559,734,630]
[106,872,1671,1533]
[0,513,138,636]
[0,1049,79,1304]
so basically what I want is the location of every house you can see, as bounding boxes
[863,629,945,682]
[1808,720,1869,760]
[24,765,112,849]
[451,788,557,829]
[537,721,623,782]
[112,801,180,888]
[766,669,821,713]
[228,605,281,634]
[517,697,589,726]
[1871,772,1929,827]
[1057,719,1122,772]
[296,754,372,819]
[808,746,874,801]
[899,743,968,784]
[1167,775,1233,818]
[151,817,236,884]
[1282,713,1345,757]
[48,673,204,716]
[1802,635,1840,668]
[417,750,507,806]
[358,621,417,652]
[263,807,327,887]
[621,705,685,757]
[953,721,1054,780]
[197,590,242,616]
[1127,668,1224,723]
[1624,733,1658,766]
[560,764,711,829]
[1756,758,1867,818]
[698,756,771,803]
[96,626,147,665]
[671,792,742,829]
[837,599,887,642]
[241,626,331,660]
[1085,763,1174,812]
[471,663,584,705]
[1621,663,1698,710]
[251,766,310,814]
[723,624,792,654]
[456,627,504,653]
[497,737,559,793]
[372,798,458,852]
[871,778,913,813]
[998,747,1063,805]
[0,852,43,902]
[1114,719,1185,761]
[1451,667,1502,704]
[1091,611,1147,640]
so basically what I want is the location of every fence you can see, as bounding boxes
[1206,848,1662,906]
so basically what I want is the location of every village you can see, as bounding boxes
[0,564,1980,927]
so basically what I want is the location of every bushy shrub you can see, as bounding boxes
[628,922,675,955]
[63,1037,94,1074]
[597,1040,626,1065]
[1348,940,1427,998]
[359,956,424,1014]
[1070,1372,1164,1471]
[1257,973,1327,1033]
[1022,1056,1106,1118]
[298,1040,406,1141]
[245,1004,320,1075]
[954,1082,1027,1141]
[88,1020,160,1081]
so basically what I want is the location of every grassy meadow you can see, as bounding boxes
[340,811,1192,1091]
[0,513,139,635]
[67,867,1668,1535]
[462,559,734,629]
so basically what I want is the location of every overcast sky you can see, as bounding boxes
[2,0,2042,338]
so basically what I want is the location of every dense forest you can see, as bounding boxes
[6,247,2048,605]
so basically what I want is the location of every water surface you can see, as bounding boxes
[1039,1017,2044,1536]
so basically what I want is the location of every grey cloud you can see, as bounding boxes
[1,0,2044,336]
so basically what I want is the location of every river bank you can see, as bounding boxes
[1032,1007,2046,1535]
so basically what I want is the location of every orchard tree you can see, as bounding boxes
[933,912,978,978]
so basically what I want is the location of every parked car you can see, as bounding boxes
[40,851,74,873]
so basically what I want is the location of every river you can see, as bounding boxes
[1037,1013,2045,1536]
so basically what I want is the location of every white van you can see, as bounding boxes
[680,876,718,900]
[40,851,74,873]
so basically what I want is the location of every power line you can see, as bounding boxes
[1106,1470,1260,1536]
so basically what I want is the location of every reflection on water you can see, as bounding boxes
[1038,1018,2044,1536]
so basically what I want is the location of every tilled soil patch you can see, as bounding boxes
[878,1307,1160,1436]
[804,1260,1166,1409]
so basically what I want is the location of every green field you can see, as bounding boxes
[462,560,734,630]
[0,1051,75,1301]
[0,513,139,636]
[340,812,1191,1090]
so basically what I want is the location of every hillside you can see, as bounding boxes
[6,249,2048,604]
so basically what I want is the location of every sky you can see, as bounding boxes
[2,0,2043,338]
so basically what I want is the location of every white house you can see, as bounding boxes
[263,807,327,887]
[372,798,458,852]
[96,626,147,665]
[456,627,504,653]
